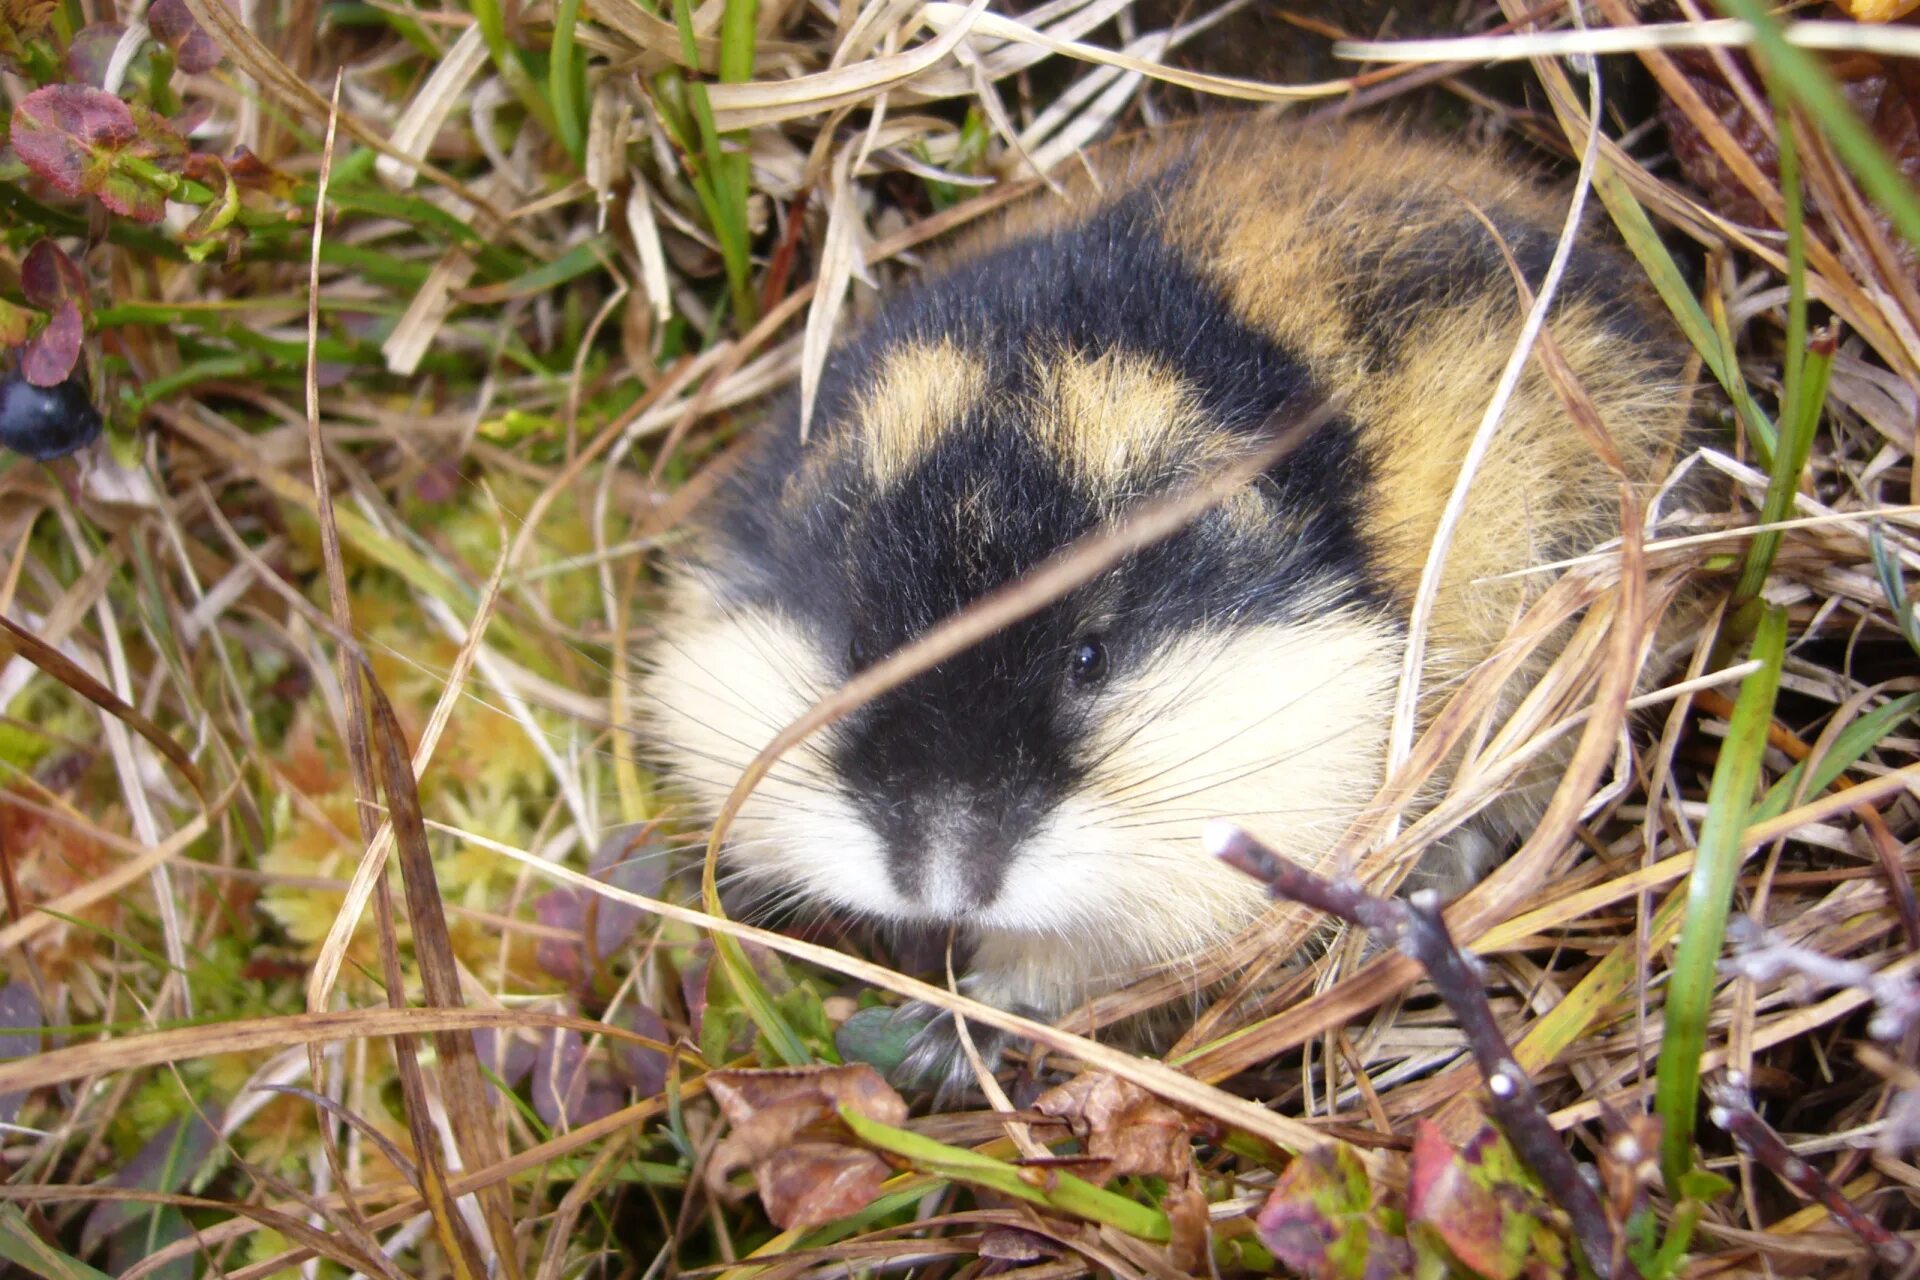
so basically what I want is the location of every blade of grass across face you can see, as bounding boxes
[549,0,588,162]
[1656,604,1788,1190]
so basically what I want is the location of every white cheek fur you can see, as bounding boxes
[642,577,915,921]
[977,612,1402,964]
[646,575,1402,991]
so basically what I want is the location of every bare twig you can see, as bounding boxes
[1708,1071,1915,1268]
[1209,821,1632,1280]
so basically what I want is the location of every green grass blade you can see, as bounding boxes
[1735,103,1832,608]
[0,1205,113,1280]
[1588,157,1776,456]
[1751,692,1920,824]
[837,1105,1173,1242]
[549,0,588,162]
[1656,605,1788,1189]
[1869,525,1920,656]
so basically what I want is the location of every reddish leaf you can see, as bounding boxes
[706,1065,908,1230]
[171,98,214,137]
[21,299,82,386]
[0,982,41,1123]
[11,86,187,222]
[97,100,187,221]
[533,888,587,987]
[64,22,126,86]
[12,85,135,199]
[611,1002,669,1097]
[589,824,663,961]
[1255,1143,1410,1280]
[1407,1121,1565,1280]
[530,1027,621,1129]
[148,0,221,72]
[21,239,87,317]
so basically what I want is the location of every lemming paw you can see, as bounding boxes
[888,1000,1041,1106]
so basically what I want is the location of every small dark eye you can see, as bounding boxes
[847,634,869,672]
[1069,635,1107,686]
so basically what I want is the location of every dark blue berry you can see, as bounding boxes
[0,369,102,462]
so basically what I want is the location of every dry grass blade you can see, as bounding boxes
[0,614,207,806]
[0,1006,661,1096]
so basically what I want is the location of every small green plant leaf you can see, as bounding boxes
[833,1005,920,1075]
[1656,605,1789,1189]
[181,153,238,241]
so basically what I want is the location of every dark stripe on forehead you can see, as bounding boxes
[705,165,1384,644]
[811,180,1317,437]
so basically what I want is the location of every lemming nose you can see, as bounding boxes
[888,797,1017,916]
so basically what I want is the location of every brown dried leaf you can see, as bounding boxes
[706,1064,908,1229]
[1660,45,1920,280]
[1032,1071,1197,1187]
[228,145,302,200]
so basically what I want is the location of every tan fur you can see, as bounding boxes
[853,339,990,486]
[1035,348,1248,507]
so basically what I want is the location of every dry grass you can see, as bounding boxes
[0,0,1917,1276]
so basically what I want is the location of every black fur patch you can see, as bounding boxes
[1342,194,1674,367]
[702,182,1382,910]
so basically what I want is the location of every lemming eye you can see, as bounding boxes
[1069,635,1108,686]
[848,633,869,672]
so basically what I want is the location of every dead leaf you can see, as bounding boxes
[706,1064,908,1230]
[1032,1072,1196,1186]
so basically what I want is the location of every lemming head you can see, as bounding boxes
[643,191,1404,969]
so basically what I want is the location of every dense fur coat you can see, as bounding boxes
[643,120,1690,1062]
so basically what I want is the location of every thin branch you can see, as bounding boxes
[1209,821,1633,1280]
